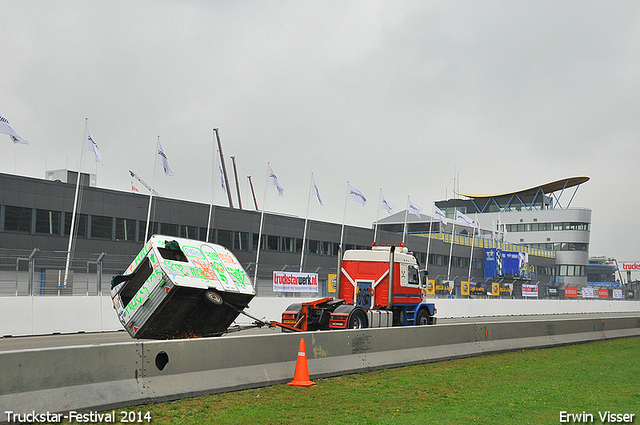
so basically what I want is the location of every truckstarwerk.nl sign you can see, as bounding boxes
[273,271,319,292]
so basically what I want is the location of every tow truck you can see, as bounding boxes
[277,244,437,331]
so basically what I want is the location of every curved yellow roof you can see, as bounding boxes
[456,176,590,199]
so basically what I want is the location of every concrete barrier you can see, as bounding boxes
[1,314,639,421]
[1,296,639,337]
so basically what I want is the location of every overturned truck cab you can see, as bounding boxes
[111,236,255,339]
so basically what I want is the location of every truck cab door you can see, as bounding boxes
[356,281,373,310]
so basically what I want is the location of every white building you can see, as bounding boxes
[377,177,591,290]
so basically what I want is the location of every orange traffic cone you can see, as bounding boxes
[287,338,317,387]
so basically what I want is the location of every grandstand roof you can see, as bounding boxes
[456,176,590,200]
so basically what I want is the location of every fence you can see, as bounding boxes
[1,248,634,300]
[0,248,329,299]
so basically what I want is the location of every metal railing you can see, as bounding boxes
[415,231,556,259]
[0,248,329,299]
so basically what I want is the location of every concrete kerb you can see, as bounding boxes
[1,315,639,421]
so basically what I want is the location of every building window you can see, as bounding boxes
[180,225,198,240]
[282,237,296,253]
[160,223,179,237]
[35,209,60,235]
[235,232,249,251]
[91,215,113,240]
[267,235,280,251]
[4,206,32,233]
[145,222,159,237]
[116,218,136,241]
[64,213,88,238]
[199,227,213,242]
[556,264,586,277]
[218,229,233,248]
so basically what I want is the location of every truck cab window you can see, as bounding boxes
[408,266,420,286]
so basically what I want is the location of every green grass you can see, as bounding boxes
[54,337,640,425]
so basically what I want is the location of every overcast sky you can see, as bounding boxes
[1,1,639,261]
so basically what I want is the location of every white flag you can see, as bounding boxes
[433,205,447,225]
[0,110,28,144]
[157,141,174,176]
[217,152,227,192]
[312,176,323,206]
[268,165,284,196]
[456,210,473,226]
[348,184,367,206]
[408,199,422,218]
[381,194,395,214]
[86,126,103,164]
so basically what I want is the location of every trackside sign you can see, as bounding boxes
[522,284,538,298]
[273,271,319,292]
[621,262,640,271]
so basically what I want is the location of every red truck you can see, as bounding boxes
[277,244,436,331]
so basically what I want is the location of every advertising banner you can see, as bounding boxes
[492,282,500,297]
[484,249,499,279]
[436,280,454,294]
[503,251,528,276]
[564,286,578,298]
[273,271,318,293]
[621,262,640,271]
[613,289,623,299]
[484,249,529,279]
[501,283,513,296]
[328,274,337,292]
[587,281,622,288]
[426,279,436,295]
[461,281,470,296]
[598,288,609,299]
[582,287,595,298]
[470,281,491,296]
[522,284,538,298]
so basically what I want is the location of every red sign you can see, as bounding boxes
[565,287,577,297]
[598,288,609,298]
[622,262,640,271]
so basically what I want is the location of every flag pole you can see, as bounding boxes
[300,172,314,272]
[402,196,410,245]
[468,212,478,282]
[63,118,88,288]
[447,208,457,281]
[425,214,433,275]
[339,181,349,250]
[206,143,218,243]
[373,188,382,245]
[144,136,160,242]
[253,163,270,291]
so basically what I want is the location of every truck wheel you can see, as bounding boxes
[203,290,223,306]
[416,309,430,326]
[348,309,367,329]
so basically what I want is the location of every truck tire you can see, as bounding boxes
[416,309,430,326]
[203,290,223,306]
[347,309,367,329]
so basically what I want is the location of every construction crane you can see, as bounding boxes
[129,170,162,197]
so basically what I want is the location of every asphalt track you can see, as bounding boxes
[2,312,638,352]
